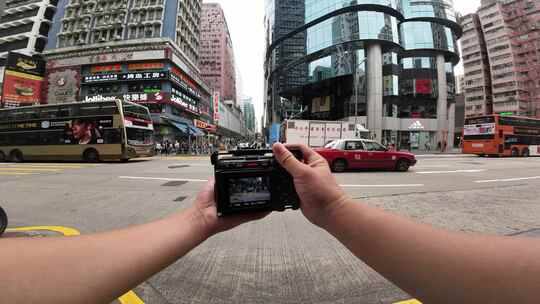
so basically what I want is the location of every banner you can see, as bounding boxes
[213,92,220,122]
[46,67,80,104]
[2,70,43,107]
[90,64,122,74]
[128,62,164,71]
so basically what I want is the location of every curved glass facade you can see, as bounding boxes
[305,0,400,23]
[306,11,399,54]
[401,0,458,22]
[400,21,457,53]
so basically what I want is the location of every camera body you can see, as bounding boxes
[211,149,302,217]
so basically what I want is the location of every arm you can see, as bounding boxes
[273,143,540,304]
[0,181,266,304]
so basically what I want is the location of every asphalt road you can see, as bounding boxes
[1,155,540,303]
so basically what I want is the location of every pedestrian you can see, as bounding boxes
[174,140,180,155]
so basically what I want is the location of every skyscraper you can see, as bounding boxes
[199,3,237,105]
[46,0,202,65]
[462,0,540,118]
[241,96,256,133]
[264,0,462,151]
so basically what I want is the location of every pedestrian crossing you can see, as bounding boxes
[0,163,98,175]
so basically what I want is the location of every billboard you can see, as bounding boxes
[2,70,43,107]
[415,79,433,95]
[46,67,80,104]
[2,52,45,107]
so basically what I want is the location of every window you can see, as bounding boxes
[363,141,386,152]
[345,141,363,150]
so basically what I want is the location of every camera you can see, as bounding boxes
[211,149,302,217]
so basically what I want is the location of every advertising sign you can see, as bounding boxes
[2,70,43,107]
[91,64,122,74]
[0,116,115,145]
[415,79,433,95]
[128,62,164,71]
[47,50,165,69]
[213,92,220,122]
[463,123,495,136]
[194,119,208,129]
[171,88,199,114]
[81,71,168,84]
[6,52,45,76]
[46,67,80,104]
[82,92,167,103]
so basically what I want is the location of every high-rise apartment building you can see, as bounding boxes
[46,0,201,65]
[265,0,462,151]
[460,13,493,117]
[199,3,236,105]
[0,0,59,66]
[462,0,539,117]
[241,96,256,133]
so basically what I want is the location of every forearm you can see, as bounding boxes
[324,200,540,303]
[0,207,209,304]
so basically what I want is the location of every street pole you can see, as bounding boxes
[354,57,367,138]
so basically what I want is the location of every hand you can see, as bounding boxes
[191,179,269,237]
[272,143,348,228]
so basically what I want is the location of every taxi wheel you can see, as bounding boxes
[395,159,410,172]
[331,159,347,173]
[0,206,7,236]
[522,148,530,157]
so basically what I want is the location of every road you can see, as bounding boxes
[1,155,540,303]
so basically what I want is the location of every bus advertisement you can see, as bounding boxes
[0,100,155,162]
[463,115,540,157]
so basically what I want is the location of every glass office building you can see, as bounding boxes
[264,0,462,151]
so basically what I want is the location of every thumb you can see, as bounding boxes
[272,143,306,177]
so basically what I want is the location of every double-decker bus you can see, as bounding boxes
[0,100,155,162]
[463,115,540,157]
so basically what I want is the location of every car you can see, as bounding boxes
[314,139,417,172]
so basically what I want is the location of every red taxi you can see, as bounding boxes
[315,139,417,172]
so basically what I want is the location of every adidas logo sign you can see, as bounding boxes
[409,121,424,130]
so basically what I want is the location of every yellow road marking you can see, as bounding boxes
[6,226,146,303]
[394,300,422,304]
[0,172,37,175]
[0,168,63,172]
[0,165,87,169]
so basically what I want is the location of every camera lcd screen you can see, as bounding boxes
[228,177,271,207]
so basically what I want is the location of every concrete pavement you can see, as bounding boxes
[1,156,540,303]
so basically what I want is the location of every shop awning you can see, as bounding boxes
[189,125,205,137]
[168,120,189,134]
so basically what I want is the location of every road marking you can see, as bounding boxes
[475,176,540,183]
[119,176,208,182]
[0,172,37,175]
[394,300,422,304]
[0,167,63,172]
[6,226,145,304]
[170,163,211,167]
[414,165,451,168]
[340,184,424,188]
[416,169,485,174]
[0,165,87,169]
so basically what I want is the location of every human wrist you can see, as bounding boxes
[177,206,215,241]
[318,196,354,232]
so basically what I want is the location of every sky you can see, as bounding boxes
[207,0,482,127]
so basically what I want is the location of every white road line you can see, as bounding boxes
[340,184,424,188]
[475,176,540,183]
[119,176,208,182]
[416,169,486,174]
[170,163,211,167]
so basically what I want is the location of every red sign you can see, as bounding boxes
[415,79,433,94]
[171,67,197,90]
[206,124,217,133]
[194,119,208,129]
[2,70,43,107]
[128,62,165,71]
[91,64,122,74]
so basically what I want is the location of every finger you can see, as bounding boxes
[283,144,325,166]
[196,179,215,203]
[272,143,307,177]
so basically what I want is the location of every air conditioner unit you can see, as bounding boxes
[77,39,85,45]
[99,37,106,43]
[113,35,122,40]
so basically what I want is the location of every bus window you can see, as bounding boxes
[41,107,60,119]
[102,129,122,144]
[12,133,39,146]
[80,105,101,116]
[0,134,7,145]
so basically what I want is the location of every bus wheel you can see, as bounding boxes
[511,148,520,157]
[83,149,100,163]
[9,150,23,163]
[120,158,129,163]
[0,206,7,236]
[522,148,530,157]
[0,151,6,162]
